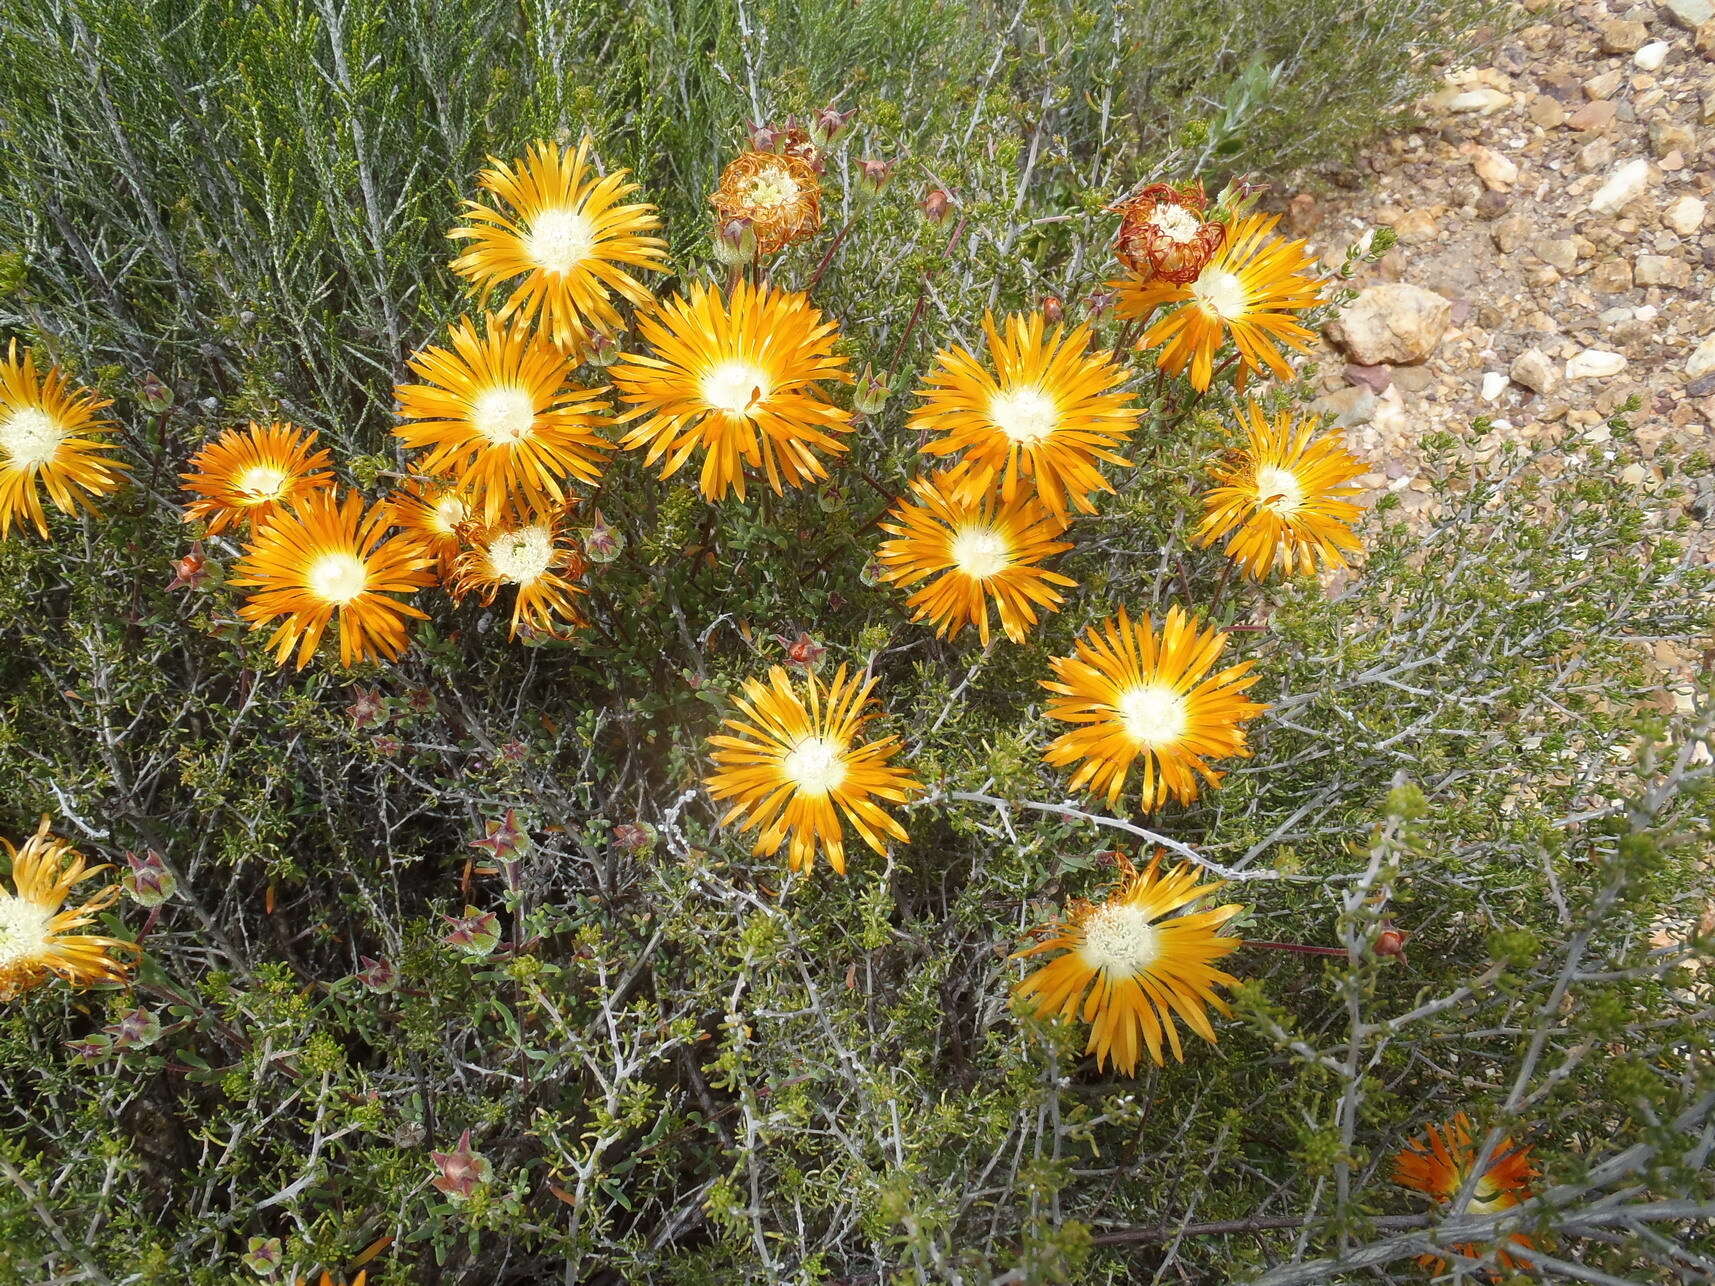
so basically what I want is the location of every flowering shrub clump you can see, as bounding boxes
[1,2,1712,1284]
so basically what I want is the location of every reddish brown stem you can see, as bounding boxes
[1246,939,1347,958]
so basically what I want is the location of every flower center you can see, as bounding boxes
[1115,683,1188,747]
[950,525,1010,580]
[0,406,66,468]
[306,552,369,605]
[236,464,289,500]
[470,387,536,444]
[741,167,800,210]
[0,893,50,969]
[987,386,1059,444]
[1149,203,1202,244]
[431,494,471,534]
[1079,902,1162,976]
[1254,464,1305,512]
[1190,267,1248,320]
[781,735,847,796]
[525,207,597,275]
[488,525,554,585]
[700,360,772,417]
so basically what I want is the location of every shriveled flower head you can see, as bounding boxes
[1113,213,1322,391]
[1014,853,1242,1074]
[612,281,852,501]
[704,664,920,876]
[0,340,129,539]
[1195,401,1364,579]
[876,465,1076,646]
[710,149,823,256]
[0,818,134,1001]
[1394,1112,1538,1273]
[179,420,333,535]
[449,139,667,354]
[383,476,476,573]
[1113,182,1226,285]
[912,312,1139,519]
[232,489,435,670]
[1042,607,1265,812]
[394,313,610,525]
[448,508,588,639]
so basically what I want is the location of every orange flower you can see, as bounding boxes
[233,490,435,669]
[0,818,134,1001]
[0,340,129,538]
[1113,183,1226,285]
[1393,1113,1538,1273]
[1113,213,1322,391]
[179,421,333,535]
[710,150,823,256]
[448,508,588,639]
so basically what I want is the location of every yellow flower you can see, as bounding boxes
[448,508,588,639]
[876,466,1076,645]
[449,139,666,353]
[1014,853,1242,1074]
[393,313,610,525]
[179,420,334,535]
[1113,213,1322,392]
[612,281,852,501]
[0,818,134,1001]
[382,476,475,573]
[1393,1113,1538,1273]
[710,150,823,256]
[1041,606,1265,811]
[704,664,919,876]
[911,312,1138,519]
[233,490,435,669]
[1195,402,1364,579]
[0,340,129,538]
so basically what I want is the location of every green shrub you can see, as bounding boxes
[8,2,1715,1285]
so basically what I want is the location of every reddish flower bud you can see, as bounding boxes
[748,122,789,152]
[775,630,826,668]
[1041,294,1064,324]
[612,822,657,854]
[856,158,894,196]
[166,547,208,592]
[139,372,173,413]
[1375,923,1411,963]
[810,105,857,147]
[355,955,398,993]
[441,907,501,957]
[582,511,623,564]
[122,850,176,907]
[920,188,952,223]
[713,217,758,266]
[468,809,528,861]
[106,1007,163,1049]
[346,687,387,729]
[585,330,622,368]
[429,1129,493,1202]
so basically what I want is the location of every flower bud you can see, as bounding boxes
[777,630,826,668]
[241,1237,283,1276]
[468,809,528,860]
[166,549,208,593]
[64,1034,111,1063]
[852,364,890,415]
[856,158,894,197]
[1084,289,1117,319]
[920,188,952,223]
[585,330,622,368]
[712,217,758,266]
[139,372,172,413]
[106,1008,163,1050]
[1375,923,1411,963]
[355,955,398,993]
[430,1129,493,1202]
[582,511,624,564]
[1041,294,1064,325]
[809,105,857,147]
[441,907,502,957]
[748,122,789,152]
[612,822,657,854]
[122,850,176,907]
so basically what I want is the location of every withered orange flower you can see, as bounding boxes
[710,150,823,255]
[1112,182,1227,285]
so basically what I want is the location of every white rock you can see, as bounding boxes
[1686,333,1715,378]
[1565,349,1628,380]
[1666,0,1714,29]
[1480,371,1510,401]
[1634,40,1672,71]
[1665,195,1707,236]
[1324,284,1454,365]
[1588,159,1652,215]
[1472,146,1519,190]
[1511,348,1560,394]
[1449,88,1513,114]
